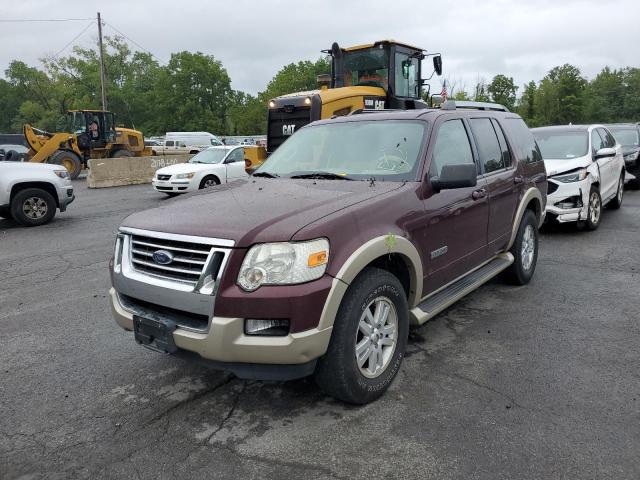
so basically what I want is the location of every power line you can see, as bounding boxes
[103,21,165,65]
[51,21,95,58]
[0,17,94,23]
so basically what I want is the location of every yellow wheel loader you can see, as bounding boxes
[24,110,151,179]
[244,39,442,172]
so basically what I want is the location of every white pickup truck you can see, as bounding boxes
[0,162,75,226]
[149,140,206,156]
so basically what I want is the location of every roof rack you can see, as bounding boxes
[348,108,408,116]
[441,100,509,112]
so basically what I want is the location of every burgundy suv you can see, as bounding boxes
[109,101,547,404]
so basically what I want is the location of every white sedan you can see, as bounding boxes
[152,146,248,195]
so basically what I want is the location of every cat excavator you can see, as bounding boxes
[244,39,442,172]
[24,109,151,179]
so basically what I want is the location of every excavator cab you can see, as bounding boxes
[330,40,442,108]
[67,110,117,151]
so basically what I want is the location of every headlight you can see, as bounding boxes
[552,169,588,183]
[269,100,276,108]
[175,172,196,179]
[53,170,69,179]
[304,97,312,105]
[237,239,329,291]
[623,151,639,162]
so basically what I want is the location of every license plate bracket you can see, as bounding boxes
[133,315,178,354]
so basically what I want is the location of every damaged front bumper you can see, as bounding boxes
[544,177,590,223]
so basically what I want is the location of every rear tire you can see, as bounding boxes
[503,209,538,285]
[199,175,220,189]
[314,267,409,404]
[10,188,56,227]
[49,150,82,179]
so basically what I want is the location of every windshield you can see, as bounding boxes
[255,120,427,181]
[189,148,228,164]
[341,47,389,89]
[68,112,86,134]
[533,130,588,159]
[608,127,639,146]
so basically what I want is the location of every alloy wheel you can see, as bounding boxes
[589,192,601,224]
[355,297,398,378]
[521,224,536,271]
[22,197,48,219]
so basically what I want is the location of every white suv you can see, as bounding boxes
[532,125,625,230]
[0,162,75,226]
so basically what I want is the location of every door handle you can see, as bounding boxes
[472,188,487,200]
[514,175,524,184]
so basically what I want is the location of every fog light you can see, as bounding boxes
[245,319,290,336]
[556,196,582,209]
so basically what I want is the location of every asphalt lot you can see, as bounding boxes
[1,181,639,480]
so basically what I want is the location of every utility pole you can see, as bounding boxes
[97,12,107,110]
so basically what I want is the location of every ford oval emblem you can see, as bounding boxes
[152,249,174,265]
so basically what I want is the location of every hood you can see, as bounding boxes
[156,162,222,174]
[122,178,404,247]
[0,161,60,173]
[544,155,591,177]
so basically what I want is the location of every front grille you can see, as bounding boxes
[129,234,221,285]
[267,106,311,152]
[157,174,171,180]
[547,181,559,195]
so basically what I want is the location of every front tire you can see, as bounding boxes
[49,150,82,179]
[579,187,602,231]
[10,188,57,227]
[314,267,409,404]
[199,175,220,189]
[504,209,538,285]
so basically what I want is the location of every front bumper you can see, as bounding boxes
[151,178,194,194]
[57,185,75,212]
[110,287,332,377]
[545,177,590,223]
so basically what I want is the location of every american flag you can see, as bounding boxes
[440,80,448,101]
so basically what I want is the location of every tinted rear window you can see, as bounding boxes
[502,118,542,164]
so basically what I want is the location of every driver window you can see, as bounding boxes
[228,148,244,162]
[430,119,475,176]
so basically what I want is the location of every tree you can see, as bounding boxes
[488,74,518,111]
[584,67,625,123]
[473,78,491,102]
[260,58,330,101]
[517,81,537,125]
[534,64,587,125]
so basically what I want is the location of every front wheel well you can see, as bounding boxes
[366,253,411,300]
[11,182,59,208]
[524,197,541,224]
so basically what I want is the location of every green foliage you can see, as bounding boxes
[534,64,587,125]
[516,81,537,125]
[488,74,518,111]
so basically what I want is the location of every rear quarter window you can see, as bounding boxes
[502,118,543,164]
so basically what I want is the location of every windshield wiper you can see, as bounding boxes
[252,171,279,178]
[289,171,353,180]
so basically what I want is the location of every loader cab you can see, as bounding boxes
[330,40,442,107]
[67,110,117,150]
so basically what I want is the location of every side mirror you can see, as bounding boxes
[431,163,477,192]
[594,147,615,159]
[433,55,443,76]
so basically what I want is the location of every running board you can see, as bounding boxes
[410,252,514,325]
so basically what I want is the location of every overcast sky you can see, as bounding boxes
[1,0,638,97]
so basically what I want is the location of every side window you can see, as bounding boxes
[394,53,419,98]
[430,119,475,176]
[598,128,616,148]
[502,118,542,164]
[165,140,174,147]
[491,119,512,168]
[469,118,504,174]
[591,130,605,152]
